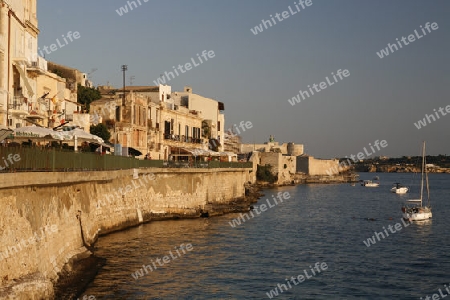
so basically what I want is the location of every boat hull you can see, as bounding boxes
[402,207,432,221]
[364,183,379,187]
[391,187,408,194]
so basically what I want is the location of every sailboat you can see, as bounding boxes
[401,141,432,221]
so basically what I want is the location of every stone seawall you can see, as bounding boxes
[0,168,251,299]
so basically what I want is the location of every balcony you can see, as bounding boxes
[8,96,26,110]
[8,96,29,117]
[164,134,202,144]
[27,56,47,75]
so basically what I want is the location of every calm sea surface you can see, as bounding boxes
[82,173,450,299]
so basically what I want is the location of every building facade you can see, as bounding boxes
[93,85,225,159]
[171,86,225,151]
[0,1,84,130]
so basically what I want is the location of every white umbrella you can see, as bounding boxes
[13,126,64,141]
[63,128,104,151]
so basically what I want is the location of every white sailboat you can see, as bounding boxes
[401,141,432,221]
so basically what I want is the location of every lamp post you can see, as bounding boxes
[121,65,127,107]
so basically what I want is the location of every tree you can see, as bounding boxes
[51,69,65,78]
[90,123,111,142]
[77,84,101,112]
[202,120,211,138]
[256,164,277,183]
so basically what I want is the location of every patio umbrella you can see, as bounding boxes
[62,128,104,151]
[13,126,65,141]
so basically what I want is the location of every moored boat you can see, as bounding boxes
[402,141,432,221]
[361,180,380,187]
[391,183,408,194]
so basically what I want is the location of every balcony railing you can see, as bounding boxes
[8,96,26,111]
[163,134,202,144]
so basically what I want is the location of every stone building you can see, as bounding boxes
[93,85,211,159]
[240,141,303,156]
[91,88,148,156]
[259,152,297,185]
[0,0,86,130]
[0,0,40,127]
[223,131,241,154]
[296,155,341,176]
[171,86,225,151]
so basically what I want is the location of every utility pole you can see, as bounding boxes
[121,65,127,106]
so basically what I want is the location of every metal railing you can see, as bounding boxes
[163,134,202,144]
[162,160,252,169]
[8,96,26,110]
[0,147,251,172]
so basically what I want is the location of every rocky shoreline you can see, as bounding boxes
[355,165,450,173]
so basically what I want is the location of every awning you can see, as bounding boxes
[0,128,13,142]
[13,62,34,98]
[13,126,65,141]
[127,147,143,156]
[180,147,217,156]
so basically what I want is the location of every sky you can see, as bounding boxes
[36,0,450,158]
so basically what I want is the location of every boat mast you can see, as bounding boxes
[420,141,425,207]
[424,142,430,206]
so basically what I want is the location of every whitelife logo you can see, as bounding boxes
[36,31,81,57]
[376,22,439,59]
[266,262,328,298]
[131,243,193,280]
[413,105,450,129]
[152,50,215,86]
[116,0,149,16]
[363,218,411,247]
[325,140,388,176]
[288,69,350,106]
[228,192,291,228]
[250,0,313,35]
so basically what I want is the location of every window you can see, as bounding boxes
[164,121,171,136]
[115,106,121,122]
[218,121,220,131]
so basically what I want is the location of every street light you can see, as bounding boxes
[121,65,127,107]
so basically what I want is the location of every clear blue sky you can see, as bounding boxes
[36,0,450,158]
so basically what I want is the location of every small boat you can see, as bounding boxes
[391,183,409,194]
[361,180,380,187]
[401,141,432,221]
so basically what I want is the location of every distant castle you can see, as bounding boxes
[240,136,347,185]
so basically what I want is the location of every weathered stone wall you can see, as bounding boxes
[296,156,340,176]
[0,168,249,299]
[278,156,296,185]
[259,153,296,185]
